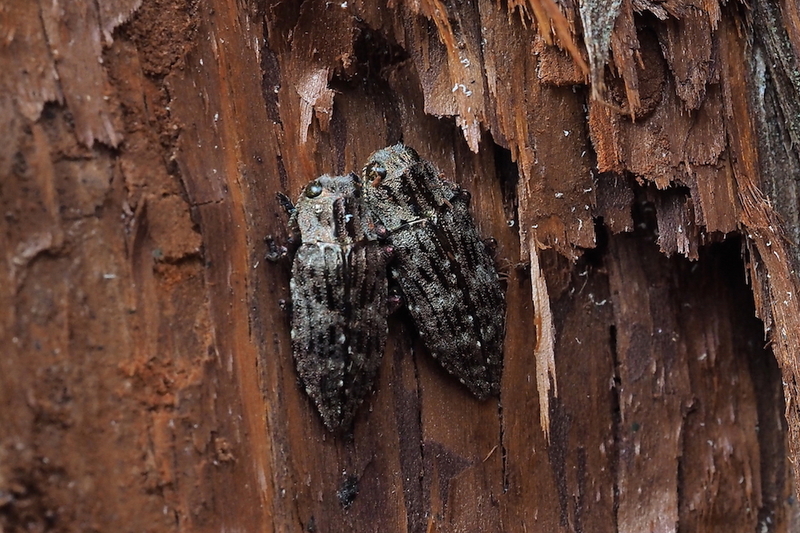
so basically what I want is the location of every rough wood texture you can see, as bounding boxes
[1,0,798,531]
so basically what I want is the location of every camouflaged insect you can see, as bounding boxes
[282,173,388,432]
[361,144,505,399]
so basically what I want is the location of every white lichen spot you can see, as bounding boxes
[451,83,473,97]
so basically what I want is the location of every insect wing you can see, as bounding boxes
[288,174,388,431]
[362,145,506,398]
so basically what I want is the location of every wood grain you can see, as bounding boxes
[1,0,798,531]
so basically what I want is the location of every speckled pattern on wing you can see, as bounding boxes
[288,174,388,431]
[361,145,505,398]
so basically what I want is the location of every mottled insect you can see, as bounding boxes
[277,173,388,432]
[361,144,505,398]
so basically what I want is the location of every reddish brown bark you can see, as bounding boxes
[1,0,798,531]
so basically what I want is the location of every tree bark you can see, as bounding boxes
[1,0,799,531]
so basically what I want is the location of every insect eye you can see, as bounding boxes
[305,182,323,198]
[368,164,387,186]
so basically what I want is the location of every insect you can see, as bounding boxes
[361,144,506,399]
[273,173,389,432]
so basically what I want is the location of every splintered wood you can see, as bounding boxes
[2,0,799,531]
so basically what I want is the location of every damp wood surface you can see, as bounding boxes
[1,0,799,532]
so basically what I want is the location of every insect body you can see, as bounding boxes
[285,173,388,431]
[361,145,505,399]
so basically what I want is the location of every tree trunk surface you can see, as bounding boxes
[2,0,800,531]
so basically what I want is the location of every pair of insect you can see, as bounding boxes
[271,145,506,432]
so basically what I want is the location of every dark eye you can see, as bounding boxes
[305,182,323,198]
[368,163,387,185]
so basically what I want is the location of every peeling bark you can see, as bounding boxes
[1,0,798,531]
